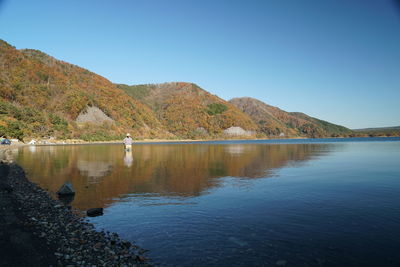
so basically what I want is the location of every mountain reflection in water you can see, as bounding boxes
[16,143,332,210]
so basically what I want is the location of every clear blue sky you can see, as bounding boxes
[1,0,399,128]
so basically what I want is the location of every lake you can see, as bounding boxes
[15,138,400,266]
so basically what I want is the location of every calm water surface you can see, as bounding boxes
[15,138,400,266]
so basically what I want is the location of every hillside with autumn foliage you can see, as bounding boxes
[0,39,171,140]
[229,97,352,138]
[116,83,259,138]
[0,39,358,141]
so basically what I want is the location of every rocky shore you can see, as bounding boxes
[0,161,150,266]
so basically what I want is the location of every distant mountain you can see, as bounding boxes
[353,126,400,132]
[0,39,169,140]
[352,126,400,137]
[116,83,258,138]
[229,97,352,138]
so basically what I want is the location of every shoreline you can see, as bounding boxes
[0,162,150,266]
[10,137,307,146]
[4,135,397,148]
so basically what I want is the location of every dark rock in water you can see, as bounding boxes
[57,182,75,196]
[87,208,103,217]
[136,255,146,262]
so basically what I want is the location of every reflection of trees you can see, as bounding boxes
[16,143,332,210]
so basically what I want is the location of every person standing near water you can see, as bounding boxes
[123,133,133,151]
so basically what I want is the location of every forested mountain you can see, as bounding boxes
[0,40,169,140]
[229,97,352,138]
[0,39,356,141]
[116,83,258,138]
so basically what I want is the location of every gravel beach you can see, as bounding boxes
[0,159,150,266]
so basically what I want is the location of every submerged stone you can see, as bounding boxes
[87,208,103,217]
[57,182,75,196]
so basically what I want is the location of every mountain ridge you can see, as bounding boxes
[352,126,400,137]
[229,97,352,138]
[116,82,259,138]
[353,126,400,131]
[0,39,373,141]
